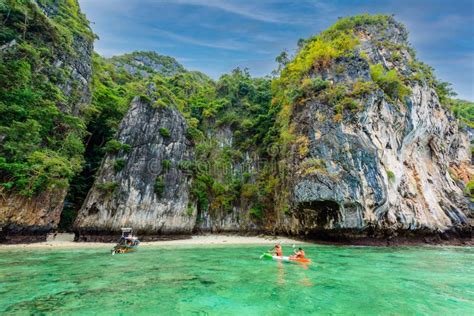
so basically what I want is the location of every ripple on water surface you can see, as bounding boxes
[0,245,473,314]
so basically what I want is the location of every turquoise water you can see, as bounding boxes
[0,244,473,315]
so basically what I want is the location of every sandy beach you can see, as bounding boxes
[0,234,309,250]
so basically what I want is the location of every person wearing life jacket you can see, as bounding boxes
[293,247,305,259]
[272,244,283,257]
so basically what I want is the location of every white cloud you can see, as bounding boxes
[169,0,284,23]
[151,27,248,51]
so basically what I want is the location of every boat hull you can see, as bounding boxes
[112,245,138,254]
[261,252,311,263]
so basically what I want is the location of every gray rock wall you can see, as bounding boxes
[74,96,196,235]
[282,20,471,238]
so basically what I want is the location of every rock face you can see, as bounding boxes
[0,189,68,242]
[35,0,93,115]
[0,0,93,242]
[74,94,195,239]
[280,18,471,240]
[110,51,185,78]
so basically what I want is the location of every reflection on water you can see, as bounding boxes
[0,245,473,314]
[276,259,313,287]
[277,261,285,285]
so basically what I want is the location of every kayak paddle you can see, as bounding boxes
[260,243,281,259]
[260,246,274,259]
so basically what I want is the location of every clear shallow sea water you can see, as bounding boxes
[0,244,473,315]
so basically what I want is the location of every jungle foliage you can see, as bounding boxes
[0,0,93,196]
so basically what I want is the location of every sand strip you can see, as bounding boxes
[0,234,309,250]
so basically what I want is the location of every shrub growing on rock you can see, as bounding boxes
[114,158,125,172]
[97,181,118,192]
[386,170,395,182]
[104,140,128,154]
[159,127,171,138]
[162,159,171,172]
[154,176,165,198]
[370,63,410,102]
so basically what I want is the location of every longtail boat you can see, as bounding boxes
[111,228,140,255]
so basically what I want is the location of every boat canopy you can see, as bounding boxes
[121,227,133,238]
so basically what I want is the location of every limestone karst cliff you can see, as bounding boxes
[273,16,472,240]
[0,0,93,241]
[74,93,195,239]
[0,2,472,243]
[75,16,472,241]
[73,63,271,239]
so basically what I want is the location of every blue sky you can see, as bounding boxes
[79,0,474,101]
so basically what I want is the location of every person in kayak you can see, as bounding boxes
[292,247,305,259]
[272,244,283,257]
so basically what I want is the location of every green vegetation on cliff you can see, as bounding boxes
[183,68,273,224]
[271,15,396,148]
[0,0,92,196]
[370,63,410,102]
[61,52,275,227]
[0,3,471,232]
[272,14,469,148]
[449,99,474,128]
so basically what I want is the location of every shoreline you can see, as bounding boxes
[0,234,309,250]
